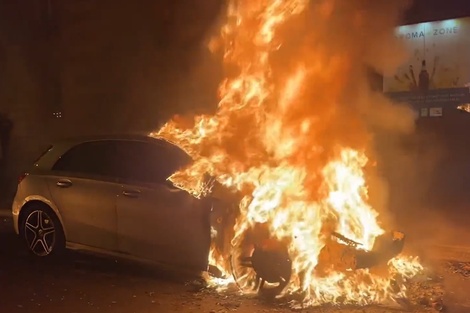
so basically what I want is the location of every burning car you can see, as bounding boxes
[149,0,424,306]
[11,133,413,303]
[208,185,408,298]
[14,0,426,307]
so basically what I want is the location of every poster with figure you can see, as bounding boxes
[384,17,470,115]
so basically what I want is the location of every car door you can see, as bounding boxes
[47,140,121,251]
[115,140,211,270]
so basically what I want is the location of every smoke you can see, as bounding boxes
[156,0,462,255]
[263,0,417,228]
[295,1,469,253]
[155,0,417,236]
[296,0,470,254]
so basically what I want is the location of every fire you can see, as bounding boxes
[457,103,470,113]
[151,0,423,307]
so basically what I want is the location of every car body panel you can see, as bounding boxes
[45,174,120,251]
[116,181,211,270]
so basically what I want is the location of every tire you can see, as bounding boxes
[20,204,66,258]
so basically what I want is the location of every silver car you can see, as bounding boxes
[11,135,213,271]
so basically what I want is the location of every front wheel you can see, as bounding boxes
[21,205,65,257]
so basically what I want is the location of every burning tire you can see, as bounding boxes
[225,223,406,298]
[229,223,292,297]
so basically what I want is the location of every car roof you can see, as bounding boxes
[32,134,190,172]
[54,133,177,148]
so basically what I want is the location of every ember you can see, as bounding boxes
[457,103,470,113]
[151,0,422,307]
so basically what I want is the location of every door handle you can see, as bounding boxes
[56,179,72,188]
[122,190,140,198]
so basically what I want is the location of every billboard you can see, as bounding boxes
[384,17,470,117]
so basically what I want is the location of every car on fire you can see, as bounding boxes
[11,134,407,296]
[11,135,215,272]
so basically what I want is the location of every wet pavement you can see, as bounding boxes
[1,210,470,313]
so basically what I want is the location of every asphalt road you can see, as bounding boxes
[1,211,470,313]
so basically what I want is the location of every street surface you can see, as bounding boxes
[1,210,469,313]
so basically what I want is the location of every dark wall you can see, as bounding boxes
[55,0,222,136]
[0,1,60,198]
[0,0,223,198]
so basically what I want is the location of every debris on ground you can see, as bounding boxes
[183,266,450,313]
[407,271,445,307]
[443,261,470,279]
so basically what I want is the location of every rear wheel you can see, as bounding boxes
[20,204,65,257]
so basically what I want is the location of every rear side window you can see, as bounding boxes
[53,141,120,178]
[115,140,191,185]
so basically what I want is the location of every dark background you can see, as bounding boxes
[404,0,470,24]
[1,0,468,137]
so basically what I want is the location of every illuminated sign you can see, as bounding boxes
[384,17,470,116]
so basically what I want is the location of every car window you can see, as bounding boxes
[115,140,191,185]
[53,141,121,178]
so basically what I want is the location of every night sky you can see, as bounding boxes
[405,0,470,24]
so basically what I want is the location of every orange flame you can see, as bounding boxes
[151,0,422,306]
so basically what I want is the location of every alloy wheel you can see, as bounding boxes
[24,210,56,256]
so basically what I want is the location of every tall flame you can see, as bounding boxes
[152,0,422,306]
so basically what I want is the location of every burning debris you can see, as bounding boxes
[457,103,470,113]
[229,226,407,298]
[151,0,422,308]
